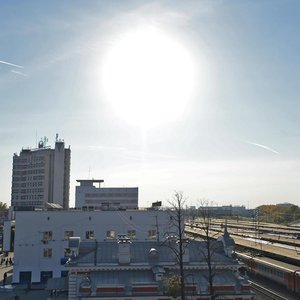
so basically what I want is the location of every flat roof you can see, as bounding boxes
[76,179,104,183]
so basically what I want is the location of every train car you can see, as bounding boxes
[236,252,300,295]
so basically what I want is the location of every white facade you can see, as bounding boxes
[11,209,175,284]
[3,220,14,252]
[11,139,71,209]
[75,179,138,210]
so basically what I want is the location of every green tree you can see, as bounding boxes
[0,201,7,210]
[258,204,300,224]
[162,274,181,298]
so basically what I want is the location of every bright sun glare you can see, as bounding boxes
[101,27,196,128]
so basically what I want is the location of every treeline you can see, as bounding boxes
[257,204,300,224]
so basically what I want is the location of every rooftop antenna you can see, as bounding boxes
[55,133,59,142]
[88,166,91,179]
[43,136,48,147]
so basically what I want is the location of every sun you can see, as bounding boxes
[101,26,196,128]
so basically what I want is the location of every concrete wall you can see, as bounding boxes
[3,220,14,252]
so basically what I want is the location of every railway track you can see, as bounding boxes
[185,225,300,265]
[250,281,290,300]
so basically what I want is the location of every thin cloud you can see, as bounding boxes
[10,69,28,77]
[0,60,24,69]
[74,144,176,160]
[245,141,279,154]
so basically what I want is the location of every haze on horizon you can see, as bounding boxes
[0,1,299,209]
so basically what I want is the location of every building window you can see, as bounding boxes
[148,229,157,239]
[64,248,72,257]
[43,248,52,258]
[127,230,136,239]
[64,231,74,239]
[19,271,32,284]
[106,230,116,239]
[42,231,52,241]
[61,271,68,278]
[40,271,53,283]
[86,231,94,239]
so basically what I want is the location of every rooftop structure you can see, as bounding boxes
[75,179,138,210]
[65,233,252,300]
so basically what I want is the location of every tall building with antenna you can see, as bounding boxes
[11,135,71,210]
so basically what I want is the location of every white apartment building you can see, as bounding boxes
[9,209,175,284]
[75,179,138,210]
[11,137,71,210]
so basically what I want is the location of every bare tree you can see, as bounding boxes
[196,199,220,299]
[164,191,189,300]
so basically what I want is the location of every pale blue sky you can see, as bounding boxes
[1,0,300,208]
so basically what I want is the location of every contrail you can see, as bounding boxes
[0,60,24,69]
[10,69,28,77]
[245,141,279,154]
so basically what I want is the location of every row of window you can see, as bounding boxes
[12,176,27,182]
[19,270,67,284]
[82,206,136,211]
[13,162,45,169]
[85,200,137,205]
[12,181,44,188]
[13,175,45,182]
[85,193,138,198]
[13,196,43,201]
[12,187,44,194]
[13,169,45,175]
[12,200,43,206]
[15,195,44,200]
[13,158,29,163]
[12,188,44,195]
[42,229,157,241]
[33,175,45,180]
[14,156,45,163]
[257,265,284,278]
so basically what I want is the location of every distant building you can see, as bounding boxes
[187,205,251,218]
[75,179,138,210]
[276,203,295,208]
[11,136,71,210]
[0,209,9,250]
[0,209,8,225]
[8,209,174,284]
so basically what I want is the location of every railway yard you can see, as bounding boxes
[185,218,300,299]
[186,219,300,263]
